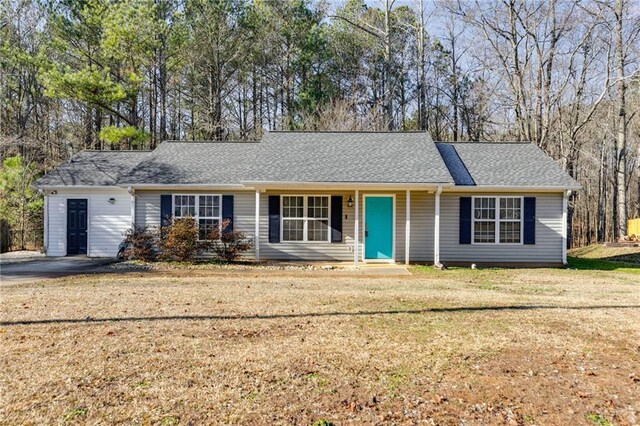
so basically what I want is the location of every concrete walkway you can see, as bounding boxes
[358,264,412,276]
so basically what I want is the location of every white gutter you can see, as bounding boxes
[34,185,124,190]
[127,183,250,190]
[243,181,454,190]
[444,185,581,193]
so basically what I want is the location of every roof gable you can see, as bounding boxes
[437,142,580,189]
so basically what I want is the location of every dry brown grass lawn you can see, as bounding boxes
[1,267,639,425]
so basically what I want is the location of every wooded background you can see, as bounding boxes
[1,0,639,251]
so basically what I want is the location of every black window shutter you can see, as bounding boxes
[222,195,234,235]
[160,194,172,228]
[330,196,343,243]
[523,197,536,245]
[268,195,280,243]
[459,197,472,244]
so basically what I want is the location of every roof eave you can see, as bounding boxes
[242,181,454,190]
[127,183,251,190]
[444,184,581,192]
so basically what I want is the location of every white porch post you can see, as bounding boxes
[255,190,260,262]
[434,186,442,266]
[43,193,49,251]
[405,190,410,265]
[129,187,135,229]
[354,189,360,267]
[562,190,570,265]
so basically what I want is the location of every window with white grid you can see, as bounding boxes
[173,194,221,240]
[281,195,330,242]
[472,196,522,244]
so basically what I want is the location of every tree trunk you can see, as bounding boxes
[615,0,628,240]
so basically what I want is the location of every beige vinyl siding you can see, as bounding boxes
[134,190,257,258]
[135,192,161,228]
[439,192,564,264]
[45,188,132,257]
[409,191,435,262]
[260,191,353,261]
[134,189,436,262]
[259,190,434,262]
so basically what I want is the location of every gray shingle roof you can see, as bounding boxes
[121,141,262,185]
[438,142,580,188]
[36,133,579,190]
[119,131,454,185]
[253,131,453,184]
[35,151,150,187]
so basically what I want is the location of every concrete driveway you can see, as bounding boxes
[0,256,120,285]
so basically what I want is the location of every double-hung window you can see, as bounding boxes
[173,194,221,240]
[282,195,330,242]
[473,196,522,244]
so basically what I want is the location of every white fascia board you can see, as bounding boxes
[33,185,122,190]
[443,185,581,193]
[242,181,454,191]
[128,183,252,191]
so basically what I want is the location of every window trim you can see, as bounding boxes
[280,195,331,243]
[471,196,524,245]
[172,193,222,240]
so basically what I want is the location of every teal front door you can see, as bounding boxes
[364,196,394,260]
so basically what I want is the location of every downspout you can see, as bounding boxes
[127,186,136,229]
[39,189,48,255]
[562,190,571,266]
[434,186,443,268]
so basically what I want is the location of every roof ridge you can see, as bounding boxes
[435,141,531,144]
[163,140,260,144]
[81,149,153,152]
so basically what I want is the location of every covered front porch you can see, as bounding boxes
[245,182,447,267]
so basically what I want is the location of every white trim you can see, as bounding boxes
[245,181,452,191]
[362,194,396,263]
[562,190,570,265]
[405,190,410,265]
[36,185,125,190]
[130,189,136,229]
[255,190,260,262]
[434,186,442,266]
[36,183,580,192]
[43,195,49,252]
[130,184,249,190]
[354,189,359,267]
[172,194,222,239]
[471,196,524,245]
[280,195,331,243]
[445,185,580,193]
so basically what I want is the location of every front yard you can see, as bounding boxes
[1,265,639,425]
